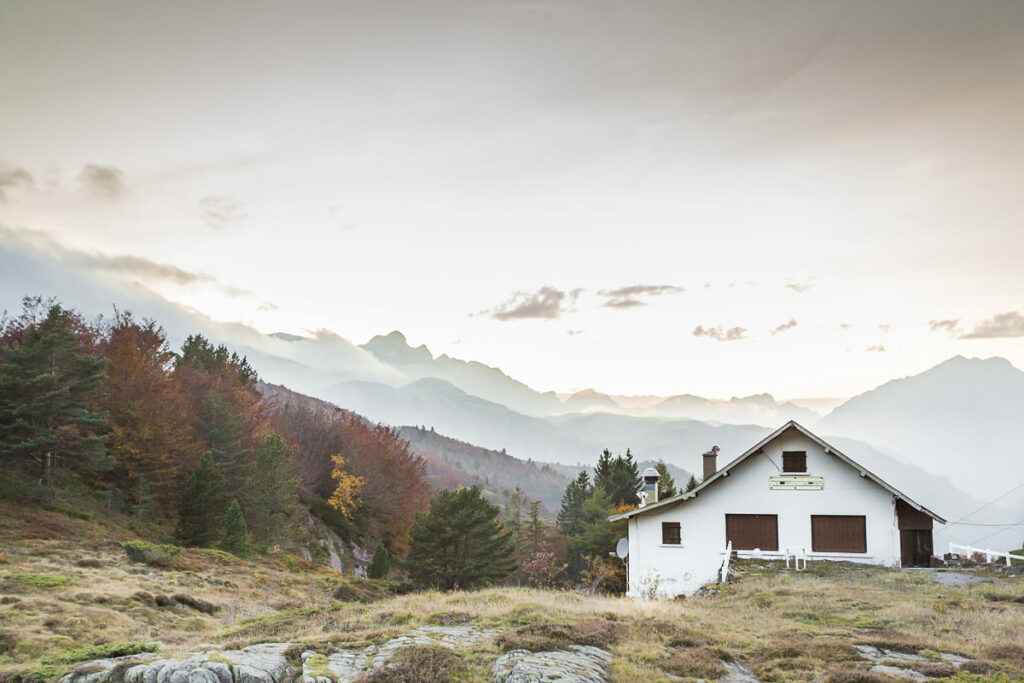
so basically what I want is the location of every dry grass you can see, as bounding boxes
[4,503,1024,682]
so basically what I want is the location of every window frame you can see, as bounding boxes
[782,451,808,473]
[661,521,681,545]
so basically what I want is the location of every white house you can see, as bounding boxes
[609,421,946,598]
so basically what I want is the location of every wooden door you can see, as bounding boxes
[900,530,933,567]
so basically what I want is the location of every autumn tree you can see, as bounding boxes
[100,312,199,509]
[0,299,109,491]
[405,486,515,589]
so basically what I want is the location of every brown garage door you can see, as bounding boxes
[811,515,866,553]
[725,514,778,551]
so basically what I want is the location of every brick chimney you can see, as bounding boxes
[702,445,720,480]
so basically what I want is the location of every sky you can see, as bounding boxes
[1,0,1022,399]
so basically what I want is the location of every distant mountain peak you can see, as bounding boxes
[362,330,434,366]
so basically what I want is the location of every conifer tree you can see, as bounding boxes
[593,449,615,493]
[503,486,524,538]
[221,497,249,556]
[0,301,109,489]
[405,486,515,589]
[246,433,301,550]
[556,470,591,539]
[176,452,229,547]
[655,460,677,499]
[368,541,391,579]
[685,474,700,492]
[527,499,544,552]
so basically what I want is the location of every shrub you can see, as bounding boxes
[825,671,891,683]
[662,646,729,680]
[357,644,467,682]
[75,558,104,569]
[45,641,158,664]
[121,541,181,567]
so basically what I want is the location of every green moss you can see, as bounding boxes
[304,653,335,681]
[5,573,70,589]
[44,641,158,664]
[14,664,66,682]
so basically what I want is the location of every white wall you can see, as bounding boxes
[626,429,901,598]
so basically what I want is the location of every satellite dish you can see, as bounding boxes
[615,537,629,559]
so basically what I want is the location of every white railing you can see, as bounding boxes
[720,540,733,584]
[948,542,1024,567]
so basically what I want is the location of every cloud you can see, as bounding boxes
[693,324,747,341]
[838,323,851,331]
[566,329,584,336]
[79,164,125,198]
[0,226,251,299]
[878,324,890,334]
[864,345,886,352]
[489,286,581,321]
[598,284,683,309]
[961,311,1024,339]
[786,282,814,294]
[200,196,247,230]
[771,319,798,335]
[0,166,33,201]
[929,319,960,335]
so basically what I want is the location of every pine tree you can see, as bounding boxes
[685,474,700,492]
[655,460,677,499]
[503,486,524,538]
[527,500,544,552]
[246,433,301,550]
[220,498,249,556]
[605,449,641,507]
[405,486,515,589]
[0,301,109,489]
[368,541,391,579]
[557,470,591,538]
[593,449,615,493]
[176,452,229,547]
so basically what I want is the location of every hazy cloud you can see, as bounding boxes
[0,166,33,201]
[786,282,814,294]
[0,226,250,298]
[200,196,247,230]
[864,345,886,352]
[961,311,1024,339]
[490,286,581,321]
[929,319,960,335]
[693,324,747,341]
[771,319,798,335]
[598,284,683,309]
[79,164,125,198]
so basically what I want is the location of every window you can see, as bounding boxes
[811,515,866,553]
[662,522,681,545]
[782,451,807,473]
[725,514,779,551]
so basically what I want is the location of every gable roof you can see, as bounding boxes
[608,420,946,524]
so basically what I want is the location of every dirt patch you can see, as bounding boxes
[662,646,730,680]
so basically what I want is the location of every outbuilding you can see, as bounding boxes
[609,421,945,598]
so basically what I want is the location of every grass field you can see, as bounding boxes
[2,502,1024,682]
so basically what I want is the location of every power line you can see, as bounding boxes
[944,478,1024,527]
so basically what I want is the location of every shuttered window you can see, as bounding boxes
[782,451,807,472]
[662,522,681,545]
[725,514,778,551]
[811,515,867,553]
